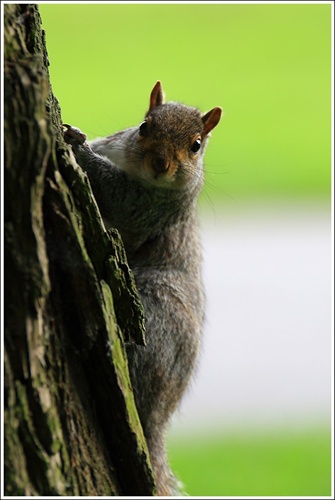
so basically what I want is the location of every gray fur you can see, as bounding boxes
[64,91,221,495]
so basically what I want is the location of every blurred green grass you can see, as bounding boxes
[168,427,331,496]
[39,3,331,203]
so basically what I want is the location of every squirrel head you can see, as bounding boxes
[132,81,222,190]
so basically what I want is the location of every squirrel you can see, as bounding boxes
[64,81,222,496]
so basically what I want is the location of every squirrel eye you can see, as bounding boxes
[139,120,148,136]
[190,138,201,153]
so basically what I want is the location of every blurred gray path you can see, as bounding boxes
[171,201,332,433]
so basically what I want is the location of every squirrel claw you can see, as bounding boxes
[63,124,87,145]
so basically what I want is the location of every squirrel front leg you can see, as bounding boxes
[63,124,144,243]
[63,123,122,203]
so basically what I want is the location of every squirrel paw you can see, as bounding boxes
[63,124,87,146]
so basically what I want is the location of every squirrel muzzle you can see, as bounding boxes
[151,155,170,175]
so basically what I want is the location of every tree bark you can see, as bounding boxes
[4,4,156,496]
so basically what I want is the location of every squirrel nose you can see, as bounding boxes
[152,155,169,174]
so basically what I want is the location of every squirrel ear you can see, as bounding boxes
[147,81,164,114]
[201,107,222,138]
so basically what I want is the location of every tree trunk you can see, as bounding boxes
[4,4,156,496]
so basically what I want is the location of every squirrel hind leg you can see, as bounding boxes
[146,433,182,496]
